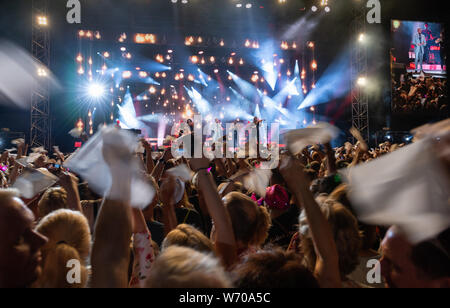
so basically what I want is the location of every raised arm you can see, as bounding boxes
[324,142,337,175]
[129,208,155,288]
[151,149,172,182]
[59,172,83,213]
[159,176,178,236]
[190,158,237,268]
[141,139,155,174]
[8,141,25,186]
[90,150,133,288]
[280,156,341,288]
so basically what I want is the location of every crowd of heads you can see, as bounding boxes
[0,129,449,289]
[392,73,448,114]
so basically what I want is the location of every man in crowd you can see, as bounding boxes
[0,189,48,288]
[413,28,427,73]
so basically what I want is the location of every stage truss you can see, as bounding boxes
[350,2,370,143]
[31,0,51,149]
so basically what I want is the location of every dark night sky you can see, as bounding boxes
[0,0,448,150]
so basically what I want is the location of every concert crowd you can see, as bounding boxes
[392,74,448,114]
[0,121,449,289]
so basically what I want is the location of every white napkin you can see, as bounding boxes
[69,128,83,138]
[64,126,154,209]
[166,164,194,182]
[243,168,272,197]
[13,168,59,199]
[283,122,339,155]
[342,138,450,244]
[11,138,25,145]
[349,127,368,152]
[16,152,43,167]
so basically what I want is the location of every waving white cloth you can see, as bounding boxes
[13,168,59,199]
[64,126,154,209]
[342,138,450,244]
[283,122,339,155]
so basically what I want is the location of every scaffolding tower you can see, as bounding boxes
[30,0,51,149]
[350,2,370,143]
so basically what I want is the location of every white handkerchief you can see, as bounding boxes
[342,138,450,244]
[69,128,83,138]
[283,122,339,155]
[64,126,154,209]
[243,168,272,197]
[166,164,194,182]
[32,147,47,154]
[11,138,24,145]
[16,153,43,167]
[349,127,368,152]
[13,168,59,199]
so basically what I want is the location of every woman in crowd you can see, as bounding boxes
[32,209,91,288]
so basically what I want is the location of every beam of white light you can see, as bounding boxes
[254,41,279,91]
[117,89,139,129]
[186,87,211,115]
[272,78,298,103]
[297,49,351,110]
[262,62,277,91]
[293,60,304,101]
[197,69,209,87]
[281,11,321,42]
[138,113,164,123]
[157,120,166,147]
[227,70,259,101]
[229,87,252,111]
[254,104,261,119]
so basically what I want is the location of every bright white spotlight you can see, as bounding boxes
[358,33,365,43]
[37,16,48,26]
[37,68,48,77]
[324,6,331,12]
[357,77,367,87]
[246,3,252,8]
[311,6,318,12]
[88,83,105,98]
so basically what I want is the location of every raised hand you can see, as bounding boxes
[189,157,211,172]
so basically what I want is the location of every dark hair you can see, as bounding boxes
[308,161,321,172]
[411,228,450,280]
[233,248,319,288]
[303,168,318,183]
[78,182,101,201]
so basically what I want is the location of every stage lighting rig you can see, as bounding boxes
[36,15,48,26]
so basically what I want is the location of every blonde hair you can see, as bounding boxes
[32,209,91,288]
[162,224,215,254]
[38,187,68,218]
[146,246,232,288]
[299,199,362,277]
[223,192,271,247]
